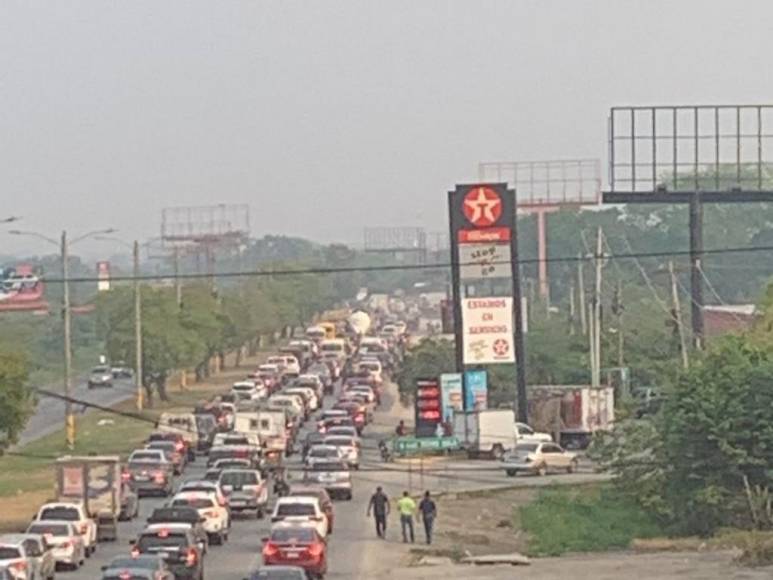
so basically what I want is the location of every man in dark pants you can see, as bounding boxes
[418,490,437,544]
[367,486,390,538]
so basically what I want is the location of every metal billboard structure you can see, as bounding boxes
[603,104,773,348]
[478,159,602,302]
[363,227,428,264]
[160,204,251,286]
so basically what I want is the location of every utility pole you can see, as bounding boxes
[174,246,182,307]
[689,193,704,350]
[614,280,624,367]
[591,228,603,389]
[61,231,74,449]
[133,241,144,411]
[669,261,690,370]
[577,253,587,335]
[568,281,576,336]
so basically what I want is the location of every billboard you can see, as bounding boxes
[440,373,463,422]
[464,370,488,410]
[461,297,515,364]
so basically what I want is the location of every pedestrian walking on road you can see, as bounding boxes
[367,486,390,539]
[397,491,417,543]
[418,491,437,545]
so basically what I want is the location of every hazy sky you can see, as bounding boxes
[2,1,772,257]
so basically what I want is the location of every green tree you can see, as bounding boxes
[0,351,32,449]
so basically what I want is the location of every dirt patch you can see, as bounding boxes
[0,490,53,533]
[418,487,536,558]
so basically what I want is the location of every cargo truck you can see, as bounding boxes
[453,409,517,459]
[55,455,122,541]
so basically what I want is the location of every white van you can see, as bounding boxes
[319,338,347,361]
[158,413,199,449]
[234,410,286,454]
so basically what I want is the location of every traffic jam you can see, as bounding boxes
[0,313,407,580]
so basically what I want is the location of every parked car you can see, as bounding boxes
[101,554,174,579]
[110,361,134,379]
[26,521,85,570]
[131,524,204,580]
[33,502,98,556]
[501,442,578,476]
[261,525,327,579]
[88,365,113,388]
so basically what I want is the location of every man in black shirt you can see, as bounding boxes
[418,490,437,544]
[367,486,390,538]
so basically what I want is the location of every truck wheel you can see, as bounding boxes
[505,469,516,477]
[491,444,505,460]
[537,464,547,477]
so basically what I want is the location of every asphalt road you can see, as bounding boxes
[18,376,136,446]
[60,377,606,579]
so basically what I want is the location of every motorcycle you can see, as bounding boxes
[272,468,290,496]
[378,440,393,463]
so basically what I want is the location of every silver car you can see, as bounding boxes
[501,442,578,476]
[302,460,353,500]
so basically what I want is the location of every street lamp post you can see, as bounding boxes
[9,227,115,449]
[95,236,144,411]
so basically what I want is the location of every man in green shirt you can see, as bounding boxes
[396,491,417,543]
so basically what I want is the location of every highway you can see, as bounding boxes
[18,377,136,446]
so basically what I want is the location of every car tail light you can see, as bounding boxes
[307,542,324,557]
[10,561,27,572]
[263,542,279,557]
[175,441,185,452]
[185,547,197,567]
[130,547,140,558]
[121,471,131,482]
[218,497,228,507]
[153,471,166,484]
[119,571,132,580]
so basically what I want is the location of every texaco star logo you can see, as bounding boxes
[493,339,509,356]
[463,186,502,227]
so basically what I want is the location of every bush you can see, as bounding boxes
[518,485,663,556]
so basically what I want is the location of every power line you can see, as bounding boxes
[26,243,773,284]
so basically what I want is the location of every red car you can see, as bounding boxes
[262,525,327,578]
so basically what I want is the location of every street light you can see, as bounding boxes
[94,236,144,411]
[9,227,116,449]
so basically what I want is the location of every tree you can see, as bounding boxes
[0,351,32,449]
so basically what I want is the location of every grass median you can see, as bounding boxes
[0,366,243,533]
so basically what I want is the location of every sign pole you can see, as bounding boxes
[447,191,467,399]
[510,189,529,423]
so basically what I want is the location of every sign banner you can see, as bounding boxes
[461,297,515,364]
[415,378,442,437]
[96,261,111,292]
[459,243,512,280]
[464,370,488,410]
[439,373,463,421]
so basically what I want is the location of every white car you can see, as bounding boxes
[325,425,360,442]
[304,444,344,467]
[0,536,34,580]
[212,432,261,449]
[176,480,229,508]
[356,359,383,385]
[284,386,319,412]
[268,395,305,419]
[501,442,578,476]
[232,380,267,402]
[515,422,553,442]
[268,355,301,375]
[323,436,360,469]
[33,502,97,556]
[27,521,86,570]
[347,385,375,404]
[171,492,230,545]
[270,497,328,540]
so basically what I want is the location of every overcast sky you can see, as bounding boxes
[2,0,772,258]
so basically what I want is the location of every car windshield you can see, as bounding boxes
[40,507,79,520]
[326,437,353,447]
[204,470,221,481]
[149,508,197,523]
[309,447,337,457]
[270,527,316,543]
[276,503,315,517]
[129,461,162,470]
[515,443,540,452]
[28,523,70,535]
[172,497,214,509]
[92,366,109,373]
[220,471,258,486]
[131,452,162,461]
[0,547,21,559]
